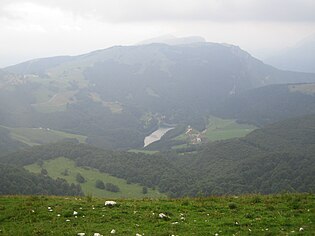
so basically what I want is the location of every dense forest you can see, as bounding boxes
[0,126,26,155]
[216,84,315,126]
[1,115,314,197]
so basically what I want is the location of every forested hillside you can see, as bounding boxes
[1,115,314,197]
[216,83,315,126]
[0,126,27,155]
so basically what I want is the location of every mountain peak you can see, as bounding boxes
[137,35,206,46]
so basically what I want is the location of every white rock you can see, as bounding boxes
[159,213,167,219]
[93,233,103,236]
[66,219,70,222]
[299,227,304,232]
[77,233,85,236]
[105,201,117,206]
[73,211,78,215]
[57,214,61,217]
[110,229,116,234]
[136,234,142,236]
[171,222,179,225]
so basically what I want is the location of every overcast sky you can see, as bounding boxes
[0,0,315,67]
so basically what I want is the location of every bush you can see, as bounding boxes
[105,183,120,192]
[228,202,237,209]
[95,180,105,189]
[76,173,86,183]
[142,186,148,194]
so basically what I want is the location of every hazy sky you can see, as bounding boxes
[0,0,315,67]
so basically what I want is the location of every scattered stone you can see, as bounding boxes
[93,233,103,236]
[171,222,179,225]
[110,229,116,234]
[105,201,117,206]
[77,233,85,236]
[299,227,304,232]
[159,213,167,219]
[73,211,78,215]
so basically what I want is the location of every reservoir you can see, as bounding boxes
[144,127,174,147]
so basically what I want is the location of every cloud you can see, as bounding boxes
[0,2,83,33]
[2,0,314,23]
[0,0,314,67]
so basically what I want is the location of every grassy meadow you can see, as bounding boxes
[0,193,313,235]
[204,116,256,142]
[0,125,86,146]
[24,157,164,199]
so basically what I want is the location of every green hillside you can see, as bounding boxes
[0,194,313,235]
[204,116,256,142]
[25,157,164,199]
[0,125,86,146]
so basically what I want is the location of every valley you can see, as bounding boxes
[0,39,314,202]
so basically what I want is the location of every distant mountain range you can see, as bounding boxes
[265,35,315,73]
[1,41,315,149]
[137,35,206,45]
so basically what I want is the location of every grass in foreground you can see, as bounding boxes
[0,193,313,235]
